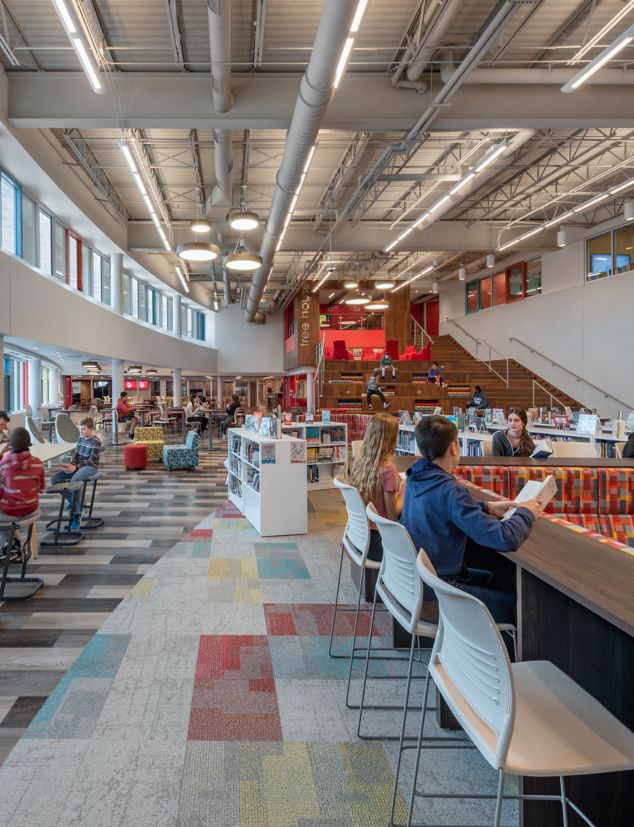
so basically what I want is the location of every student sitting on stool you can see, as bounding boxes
[50,417,101,532]
[367,371,390,410]
[0,427,45,554]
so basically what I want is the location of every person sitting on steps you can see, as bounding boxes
[379,350,398,381]
[367,371,390,410]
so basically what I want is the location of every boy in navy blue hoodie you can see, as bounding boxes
[400,415,542,625]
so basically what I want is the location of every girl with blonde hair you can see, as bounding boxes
[349,412,405,561]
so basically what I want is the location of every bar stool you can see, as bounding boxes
[41,481,85,547]
[0,510,43,601]
[80,470,105,529]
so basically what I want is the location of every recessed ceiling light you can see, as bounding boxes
[229,210,260,231]
[176,242,220,262]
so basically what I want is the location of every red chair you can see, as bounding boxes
[385,340,400,360]
[325,347,334,360]
[401,345,416,361]
[124,443,148,471]
[361,348,376,360]
[332,340,353,360]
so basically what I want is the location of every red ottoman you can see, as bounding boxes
[124,443,147,470]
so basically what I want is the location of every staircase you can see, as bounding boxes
[319,334,582,413]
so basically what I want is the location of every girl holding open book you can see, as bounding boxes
[491,408,535,457]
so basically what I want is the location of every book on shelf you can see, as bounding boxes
[244,414,259,432]
[260,444,276,464]
[283,412,293,424]
[321,409,331,424]
[531,439,553,458]
[259,417,274,437]
[399,410,413,426]
[502,475,557,521]
[244,443,260,466]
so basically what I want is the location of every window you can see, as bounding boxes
[479,276,492,309]
[101,257,111,305]
[186,307,193,338]
[53,220,66,281]
[1,173,19,255]
[39,210,52,275]
[131,277,139,317]
[525,258,542,296]
[586,232,612,281]
[138,281,147,321]
[493,271,506,305]
[123,273,132,315]
[507,262,525,302]
[3,354,26,413]
[161,295,168,330]
[466,280,479,314]
[92,251,102,301]
[613,226,634,275]
[66,231,82,290]
[165,296,173,331]
[21,194,36,265]
[82,244,92,295]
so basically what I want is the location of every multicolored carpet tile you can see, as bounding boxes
[0,489,514,826]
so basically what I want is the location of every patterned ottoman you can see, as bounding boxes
[124,443,148,470]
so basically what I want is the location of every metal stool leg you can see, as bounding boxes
[41,489,85,547]
[328,545,347,657]
[0,521,43,601]
[81,478,104,529]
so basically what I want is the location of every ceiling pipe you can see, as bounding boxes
[439,65,634,85]
[208,0,233,208]
[392,0,444,88]
[244,0,362,323]
[407,0,463,82]
[222,267,232,306]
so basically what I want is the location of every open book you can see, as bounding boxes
[531,439,553,458]
[502,474,557,521]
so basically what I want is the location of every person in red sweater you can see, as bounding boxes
[115,391,139,439]
[0,427,46,555]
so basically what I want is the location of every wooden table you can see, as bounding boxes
[393,454,634,826]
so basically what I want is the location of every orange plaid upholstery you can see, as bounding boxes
[597,469,634,514]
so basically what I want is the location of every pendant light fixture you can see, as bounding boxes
[224,251,263,272]
[345,295,370,305]
[191,218,212,234]
[366,299,389,310]
[228,210,260,231]
[375,280,394,290]
[176,242,220,262]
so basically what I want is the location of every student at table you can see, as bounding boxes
[0,411,11,459]
[50,417,102,532]
[116,392,139,439]
[0,427,46,554]
[623,431,634,459]
[491,407,535,457]
[350,412,404,561]
[222,395,241,435]
[185,395,208,436]
[400,414,542,626]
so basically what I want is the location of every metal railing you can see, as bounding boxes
[313,337,326,411]
[532,380,566,411]
[409,315,433,350]
[509,337,634,411]
[446,319,509,386]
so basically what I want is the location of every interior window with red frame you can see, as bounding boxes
[66,230,83,291]
[493,271,506,305]
[506,262,525,302]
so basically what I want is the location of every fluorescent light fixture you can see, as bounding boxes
[334,37,354,89]
[133,172,147,197]
[224,252,263,272]
[497,225,543,252]
[73,38,103,93]
[213,298,219,311]
[119,140,137,173]
[432,280,439,293]
[625,199,634,221]
[158,228,172,252]
[562,25,634,92]
[175,266,190,293]
[142,194,154,213]
[392,264,434,292]
[176,242,220,262]
[312,272,331,294]
[544,210,575,228]
[191,219,212,233]
[474,141,509,174]
[449,172,475,196]
[610,177,634,195]
[228,211,259,231]
[52,0,77,34]
[384,225,414,253]
[303,144,317,175]
[375,281,394,290]
[350,0,370,33]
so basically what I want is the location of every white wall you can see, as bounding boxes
[0,251,217,373]
[439,231,634,418]
[214,305,284,375]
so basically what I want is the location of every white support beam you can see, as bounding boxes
[8,73,634,130]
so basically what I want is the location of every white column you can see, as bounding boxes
[306,368,315,416]
[111,358,124,402]
[160,378,167,399]
[186,379,191,398]
[216,376,223,403]
[172,368,182,407]
[174,295,182,338]
[111,253,124,315]
[28,358,42,413]
[0,334,4,410]
[48,368,58,404]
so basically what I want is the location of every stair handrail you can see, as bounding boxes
[408,315,433,349]
[446,319,509,387]
[313,336,326,410]
[509,337,634,411]
[532,379,566,411]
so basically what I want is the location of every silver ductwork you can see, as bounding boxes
[222,267,232,306]
[440,65,634,85]
[406,0,462,82]
[244,0,362,322]
[208,0,233,208]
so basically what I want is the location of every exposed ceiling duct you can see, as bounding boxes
[208,0,233,210]
[402,0,463,84]
[439,65,634,85]
[222,267,232,306]
[243,0,363,323]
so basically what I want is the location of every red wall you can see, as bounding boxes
[425,299,439,335]
[322,329,386,350]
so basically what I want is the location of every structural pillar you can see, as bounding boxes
[111,253,124,315]
[306,368,315,416]
[159,378,167,399]
[174,295,182,338]
[0,334,4,410]
[48,367,58,404]
[28,358,42,414]
[216,376,223,404]
[111,358,124,402]
[173,368,182,407]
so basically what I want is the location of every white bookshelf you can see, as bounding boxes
[281,421,349,490]
[226,428,307,536]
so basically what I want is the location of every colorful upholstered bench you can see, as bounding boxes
[162,431,199,471]
[133,426,164,461]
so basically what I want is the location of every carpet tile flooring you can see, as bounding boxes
[0,458,518,826]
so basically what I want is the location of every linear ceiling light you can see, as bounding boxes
[275,144,316,253]
[383,141,510,253]
[333,0,370,89]
[119,138,172,251]
[569,3,634,65]
[175,265,190,293]
[497,176,634,252]
[51,0,105,94]
[392,264,434,292]
[562,25,634,92]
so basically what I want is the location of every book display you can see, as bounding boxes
[281,421,349,490]
[227,428,307,536]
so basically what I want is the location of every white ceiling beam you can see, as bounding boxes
[8,72,634,130]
